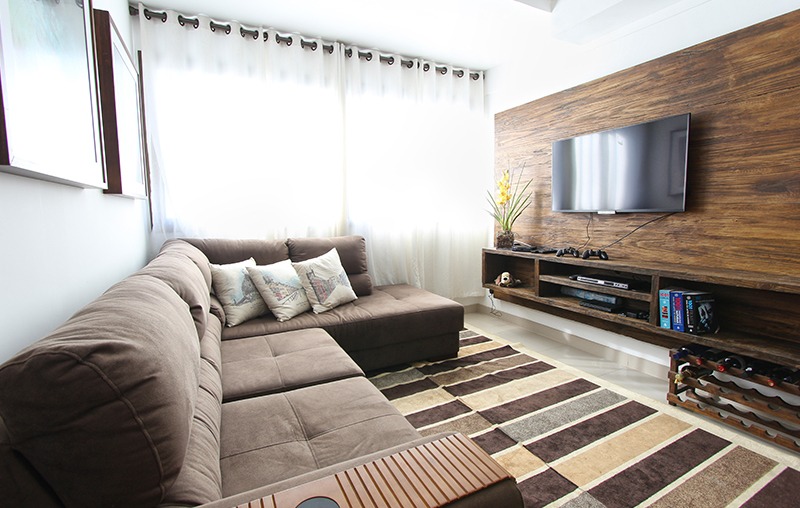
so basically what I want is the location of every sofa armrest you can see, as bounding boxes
[196,433,522,508]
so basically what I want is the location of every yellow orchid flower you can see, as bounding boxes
[485,163,532,234]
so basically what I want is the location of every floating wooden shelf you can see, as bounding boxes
[483,248,800,368]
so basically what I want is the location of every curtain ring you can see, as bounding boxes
[178,15,199,29]
[143,9,167,22]
[264,32,269,42]
[345,48,353,58]
[276,34,293,46]
[301,39,318,51]
[240,27,259,40]
[423,63,430,72]
[358,51,372,61]
[210,21,232,34]
[437,66,447,75]
[453,69,464,78]
[401,59,414,69]
[470,72,481,81]
[323,44,334,54]
[380,55,395,65]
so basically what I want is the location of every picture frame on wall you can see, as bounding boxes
[94,9,147,198]
[0,0,106,188]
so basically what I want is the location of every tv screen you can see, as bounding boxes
[551,113,690,213]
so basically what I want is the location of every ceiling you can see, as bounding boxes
[136,0,688,70]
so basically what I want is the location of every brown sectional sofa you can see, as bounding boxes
[0,236,523,507]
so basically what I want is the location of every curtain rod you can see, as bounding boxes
[130,5,482,80]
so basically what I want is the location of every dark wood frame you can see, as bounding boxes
[0,0,105,188]
[94,9,147,198]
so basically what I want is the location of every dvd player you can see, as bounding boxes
[571,273,642,290]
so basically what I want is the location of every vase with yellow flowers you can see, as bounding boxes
[487,165,532,249]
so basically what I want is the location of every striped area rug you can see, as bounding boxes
[368,329,800,507]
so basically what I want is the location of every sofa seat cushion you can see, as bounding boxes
[219,376,420,497]
[220,328,363,401]
[221,284,463,352]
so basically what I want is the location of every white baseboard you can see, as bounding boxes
[472,296,670,380]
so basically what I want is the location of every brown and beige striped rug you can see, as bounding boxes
[368,329,800,507]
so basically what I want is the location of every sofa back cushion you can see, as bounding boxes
[287,236,373,296]
[139,249,211,339]
[0,275,200,507]
[183,238,289,266]
[160,314,224,506]
[0,415,61,507]
[159,238,213,288]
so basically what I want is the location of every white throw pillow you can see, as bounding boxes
[246,261,311,322]
[209,258,268,326]
[293,248,357,314]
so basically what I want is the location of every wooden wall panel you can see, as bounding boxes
[495,10,800,275]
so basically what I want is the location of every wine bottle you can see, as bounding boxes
[767,366,794,387]
[672,344,711,361]
[716,354,746,373]
[743,360,773,378]
[781,369,800,385]
[698,348,727,365]
[674,363,712,384]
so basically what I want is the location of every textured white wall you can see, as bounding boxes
[487,0,800,113]
[0,0,149,361]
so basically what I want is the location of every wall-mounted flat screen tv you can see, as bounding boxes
[551,113,690,213]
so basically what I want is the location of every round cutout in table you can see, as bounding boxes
[296,497,339,508]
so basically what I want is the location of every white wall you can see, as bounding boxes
[0,0,149,362]
[487,0,800,113]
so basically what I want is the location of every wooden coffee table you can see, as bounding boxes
[234,433,513,508]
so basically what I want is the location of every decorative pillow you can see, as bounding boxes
[209,258,268,326]
[246,261,311,322]
[293,248,357,313]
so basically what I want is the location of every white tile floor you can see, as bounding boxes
[464,310,670,403]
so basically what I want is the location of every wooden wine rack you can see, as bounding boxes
[668,352,800,453]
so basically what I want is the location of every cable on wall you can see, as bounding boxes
[600,213,676,250]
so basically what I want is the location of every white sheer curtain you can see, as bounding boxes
[138,9,492,298]
[140,9,346,240]
[343,52,492,298]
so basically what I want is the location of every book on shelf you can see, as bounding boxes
[670,289,687,332]
[658,288,672,329]
[684,291,719,334]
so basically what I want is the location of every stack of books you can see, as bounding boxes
[659,288,719,334]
